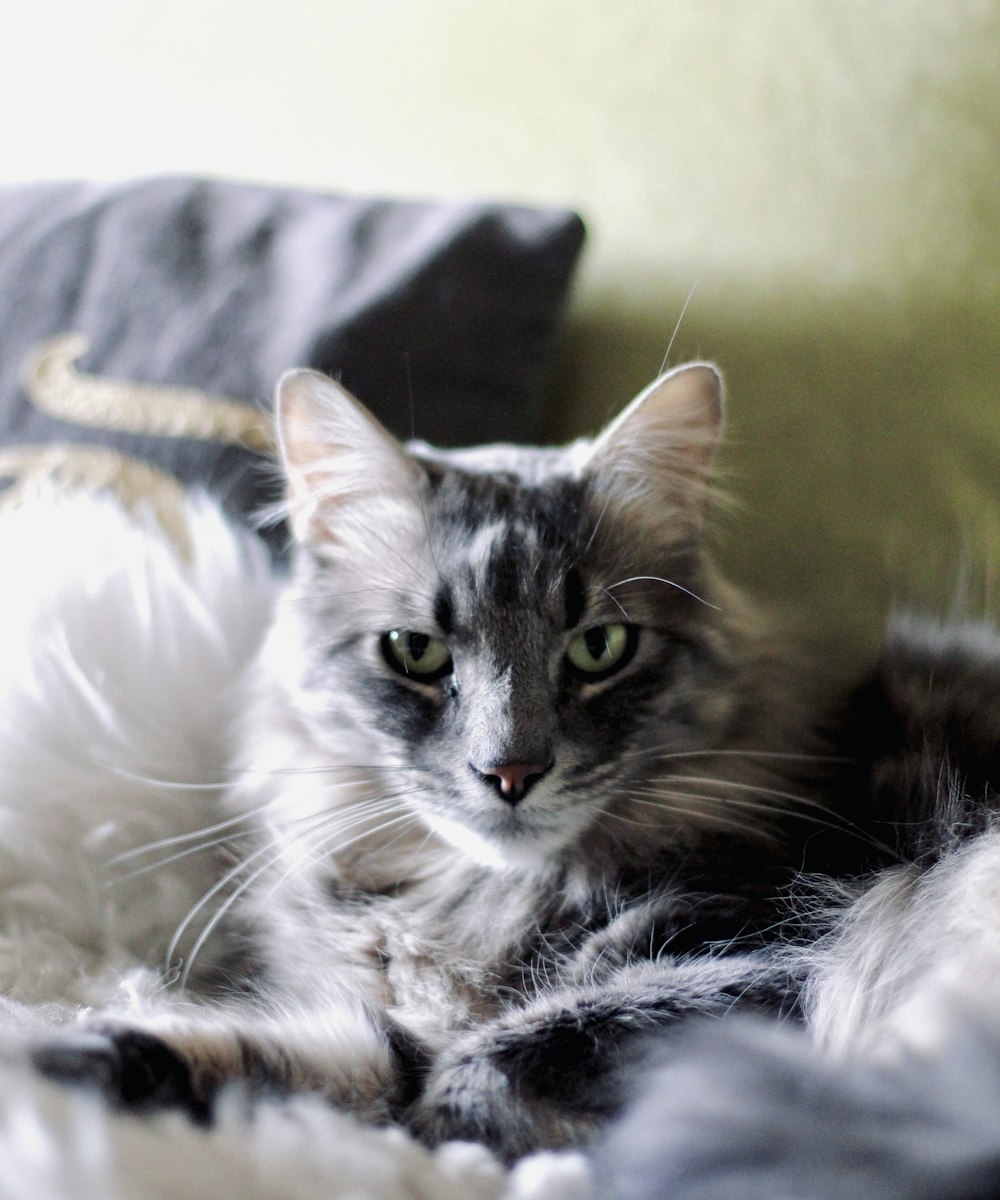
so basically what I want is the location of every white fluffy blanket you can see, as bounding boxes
[0,494,593,1200]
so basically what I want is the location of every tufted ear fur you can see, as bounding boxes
[276,370,423,545]
[581,362,724,530]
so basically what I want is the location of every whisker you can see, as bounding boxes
[647,774,884,845]
[106,766,232,792]
[606,575,720,610]
[257,806,423,909]
[629,787,788,823]
[624,784,894,855]
[180,801,423,984]
[112,829,259,881]
[656,775,835,812]
[110,763,412,867]
[165,799,390,969]
[596,808,661,831]
[110,792,403,880]
[621,746,848,766]
[657,275,701,378]
[628,784,821,835]
[609,790,767,838]
[167,838,285,978]
[109,805,271,866]
[220,762,410,780]
[599,586,632,623]
[170,784,423,982]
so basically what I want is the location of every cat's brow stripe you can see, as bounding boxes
[433,584,455,635]
[564,567,586,630]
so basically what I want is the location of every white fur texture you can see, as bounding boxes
[0,493,592,1200]
[807,827,1000,1059]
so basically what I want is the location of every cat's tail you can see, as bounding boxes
[594,1004,1000,1200]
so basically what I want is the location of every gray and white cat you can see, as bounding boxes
[35,363,1000,1178]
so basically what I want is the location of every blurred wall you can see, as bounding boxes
[4,1,999,662]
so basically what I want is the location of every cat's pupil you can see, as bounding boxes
[584,627,610,662]
[408,633,430,662]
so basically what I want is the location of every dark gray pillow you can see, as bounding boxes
[0,177,584,543]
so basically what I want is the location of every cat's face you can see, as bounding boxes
[273,366,734,870]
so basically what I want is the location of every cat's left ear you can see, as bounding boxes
[581,362,724,529]
[275,369,423,544]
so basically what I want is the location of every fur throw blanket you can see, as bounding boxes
[0,494,591,1200]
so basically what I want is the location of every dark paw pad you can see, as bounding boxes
[33,1029,211,1123]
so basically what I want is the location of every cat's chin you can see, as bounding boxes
[422,812,569,875]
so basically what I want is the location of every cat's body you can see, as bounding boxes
[29,364,1000,1173]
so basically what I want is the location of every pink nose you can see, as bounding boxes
[475,761,550,805]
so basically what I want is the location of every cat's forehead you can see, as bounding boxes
[418,452,587,560]
[408,449,594,623]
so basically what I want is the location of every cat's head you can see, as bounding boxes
[270,365,740,871]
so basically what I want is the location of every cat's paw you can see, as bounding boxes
[411,1022,603,1162]
[32,1027,212,1122]
[411,1045,537,1161]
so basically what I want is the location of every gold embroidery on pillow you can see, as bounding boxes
[8,332,277,559]
[22,333,273,453]
[0,444,194,559]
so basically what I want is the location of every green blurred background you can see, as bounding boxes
[5,0,998,668]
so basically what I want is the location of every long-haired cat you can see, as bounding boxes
[31,363,1000,1176]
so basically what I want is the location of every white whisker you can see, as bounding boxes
[181,799,422,984]
[612,794,765,838]
[258,807,423,909]
[107,766,232,792]
[109,805,271,866]
[170,787,421,984]
[658,275,701,378]
[620,746,847,766]
[607,575,720,610]
[112,830,257,881]
[658,774,829,811]
[599,586,632,622]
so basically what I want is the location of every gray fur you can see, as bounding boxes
[34,363,1000,1185]
[596,1014,1000,1200]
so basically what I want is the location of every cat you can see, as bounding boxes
[30,362,1000,1171]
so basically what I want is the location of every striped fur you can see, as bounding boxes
[30,365,1000,1179]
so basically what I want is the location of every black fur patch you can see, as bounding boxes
[564,566,586,630]
[433,584,455,635]
[33,1028,212,1124]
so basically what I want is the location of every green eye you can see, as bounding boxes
[381,630,453,680]
[566,623,637,679]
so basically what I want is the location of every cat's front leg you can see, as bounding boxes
[33,1026,214,1121]
[411,953,802,1160]
[33,1001,429,1126]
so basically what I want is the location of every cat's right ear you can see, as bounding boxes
[275,370,423,544]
